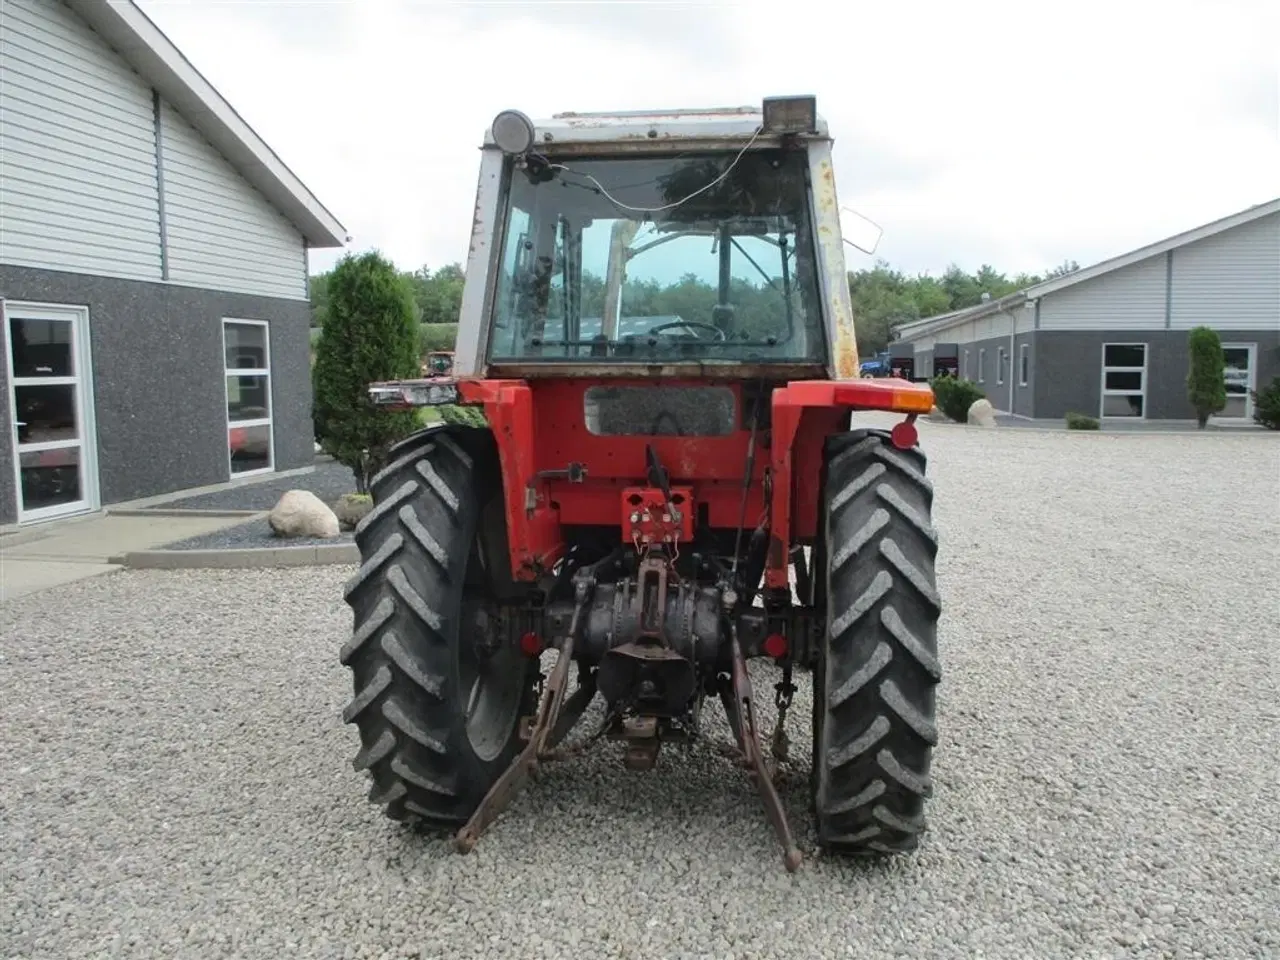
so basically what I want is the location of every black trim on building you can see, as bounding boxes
[153,89,170,282]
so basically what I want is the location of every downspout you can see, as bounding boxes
[1008,305,1016,414]
[994,292,1026,414]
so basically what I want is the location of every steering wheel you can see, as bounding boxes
[645,320,727,341]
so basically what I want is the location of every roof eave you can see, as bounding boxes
[74,0,349,248]
[897,291,1027,340]
[1021,197,1280,299]
[896,198,1280,344]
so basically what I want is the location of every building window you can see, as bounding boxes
[962,349,970,379]
[1100,342,1147,418]
[1019,344,1029,386]
[223,319,273,475]
[978,348,986,383]
[1220,343,1257,420]
[996,347,1007,385]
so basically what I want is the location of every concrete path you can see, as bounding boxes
[0,513,253,603]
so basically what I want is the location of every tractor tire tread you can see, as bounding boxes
[340,434,531,830]
[815,428,942,856]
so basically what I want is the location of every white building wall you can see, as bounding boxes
[0,0,161,280]
[1169,213,1279,331]
[0,0,308,300]
[903,302,1033,350]
[1037,255,1167,331]
[160,103,307,301]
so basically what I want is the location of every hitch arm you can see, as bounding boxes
[455,573,595,854]
[723,602,803,873]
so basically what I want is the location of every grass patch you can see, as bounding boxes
[1065,412,1100,430]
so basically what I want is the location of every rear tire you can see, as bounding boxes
[340,429,537,829]
[812,429,942,854]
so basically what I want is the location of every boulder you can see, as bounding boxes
[332,493,373,531]
[967,398,998,428]
[268,489,340,539]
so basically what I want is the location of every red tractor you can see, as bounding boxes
[343,97,941,871]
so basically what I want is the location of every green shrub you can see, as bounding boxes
[312,251,422,492]
[1065,412,1100,430]
[419,322,459,353]
[930,375,986,423]
[1252,376,1280,430]
[438,405,489,428]
[1187,326,1226,428]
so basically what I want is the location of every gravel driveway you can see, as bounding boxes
[3,422,1278,959]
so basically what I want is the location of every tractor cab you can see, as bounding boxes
[450,97,861,381]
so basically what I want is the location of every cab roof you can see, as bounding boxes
[481,105,831,149]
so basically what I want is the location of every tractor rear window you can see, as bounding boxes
[583,385,736,436]
[486,148,826,365]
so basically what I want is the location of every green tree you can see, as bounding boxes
[1251,376,1280,430]
[1186,325,1227,428]
[405,263,466,325]
[941,264,985,309]
[312,251,423,491]
[308,271,331,327]
[308,250,1096,363]
[848,262,922,354]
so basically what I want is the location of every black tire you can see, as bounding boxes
[812,428,942,854]
[340,428,538,828]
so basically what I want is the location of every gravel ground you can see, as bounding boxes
[161,516,355,551]
[148,458,356,513]
[3,422,1278,960]
[989,413,1266,432]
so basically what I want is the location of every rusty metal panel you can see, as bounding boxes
[453,148,507,377]
[806,141,860,380]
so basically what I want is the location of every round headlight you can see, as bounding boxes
[491,109,536,155]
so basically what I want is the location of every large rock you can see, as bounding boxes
[268,489,340,539]
[967,398,998,428]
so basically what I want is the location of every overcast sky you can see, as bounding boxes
[135,0,1279,280]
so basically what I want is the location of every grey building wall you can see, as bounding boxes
[1033,328,1280,420]
[913,349,933,379]
[1011,332,1036,417]
[0,321,14,525]
[0,265,312,524]
[957,334,1024,413]
[915,331,1037,415]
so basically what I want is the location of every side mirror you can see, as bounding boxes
[839,206,883,256]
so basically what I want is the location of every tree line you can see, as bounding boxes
[307,256,1081,355]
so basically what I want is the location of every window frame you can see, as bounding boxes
[1019,343,1029,387]
[1099,341,1148,420]
[482,149,829,367]
[1218,342,1258,421]
[221,318,274,478]
[996,346,1006,385]
[977,348,986,383]
[3,299,102,522]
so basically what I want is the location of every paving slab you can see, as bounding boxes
[119,544,359,569]
[0,513,254,601]
[0,559,123,604]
